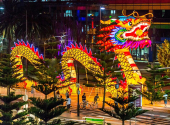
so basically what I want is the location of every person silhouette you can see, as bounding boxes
[66,95,71,113]
[163,93,168,107]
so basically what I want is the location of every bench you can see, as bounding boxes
[83,117,105,125]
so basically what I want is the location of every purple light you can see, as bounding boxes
[122,40,151,49]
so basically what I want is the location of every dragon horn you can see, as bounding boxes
[122,10,153,19]
[122,9,138,17]
[142,13,154,19]
[133,10,139,18]
[134,10,153,19]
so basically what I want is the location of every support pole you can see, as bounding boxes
[77,68,80,117]
[86,6,88,44]
[44,42,46,59]
[26,10,28,76]
[100,7,101,29]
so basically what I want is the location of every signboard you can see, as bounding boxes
[77,90,80,95]
[76,83,80,88]
[31,84,34,94]
[128,85,142,107]
[23,95,28,101]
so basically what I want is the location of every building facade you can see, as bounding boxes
[0,0,170,61]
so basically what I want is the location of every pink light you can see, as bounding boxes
[92,20,94,28]
[77,6,86,10]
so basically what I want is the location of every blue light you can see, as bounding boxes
[78,17,86,21]
[94,12,99,17]
[0,7,4,10]
[118,16,135,21]
[77,10,80,16]
[100,7,105,10]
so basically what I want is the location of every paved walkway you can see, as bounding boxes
[57,106,170,125]
[1,86,170,125]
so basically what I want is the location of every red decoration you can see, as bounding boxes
[67,63,74,67]
[16,65,23,69]
[70,78,76,82]
[12,41,43,59]
[24,81,27,88]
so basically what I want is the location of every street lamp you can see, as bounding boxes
[100,6,105,29]
[115,79,119,106]
[54,32,67,53]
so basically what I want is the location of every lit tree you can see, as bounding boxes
[138,64,170,104]
[157,39,170,76]
[43,37,60,59]
[102,90,148,125]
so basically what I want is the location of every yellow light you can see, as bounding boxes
[136,29,143,36]
[11,45,41,88]
[11,42,145,97]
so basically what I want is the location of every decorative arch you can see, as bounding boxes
[11,41,43,88]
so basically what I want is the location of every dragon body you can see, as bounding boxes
[97,11,153,87]
[10,11,153,96]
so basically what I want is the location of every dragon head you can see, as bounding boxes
[98,10,153,51]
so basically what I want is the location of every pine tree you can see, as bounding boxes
[138,64,170,104]
[102,90,148,125]
[28,58,68,125]
[89,22,123,110]
[0,54,21,95]
[157,39,170,76]
[0,54,29,125]
[0,92,29,125]
[44,36,60,59]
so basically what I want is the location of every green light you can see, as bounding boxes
[111,20,115,23]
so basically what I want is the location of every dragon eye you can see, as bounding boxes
[128,22,132,26]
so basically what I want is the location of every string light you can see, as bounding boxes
[10,10,153,96]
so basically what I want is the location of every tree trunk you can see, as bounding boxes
[102,33,106,110]
[102,85,106,110]
[7,86,10,95]
[151,97,153,104]
[45,95,47,100]
[122,120,124,125]
[85,68,88,84]
[7,38,11,54]
[54,91,56,98]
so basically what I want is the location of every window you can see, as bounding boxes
[111,10,115,15]
[137,47,140,60]
[141,47,149,60]
[131,49,137,60]
[87,14,92,17]
[64,10,72,17]
[87,25,89,31]
[162,10,165,17]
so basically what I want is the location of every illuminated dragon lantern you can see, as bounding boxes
[10,10,153,96]
[61,11,153,95]
[97,10,153,88]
